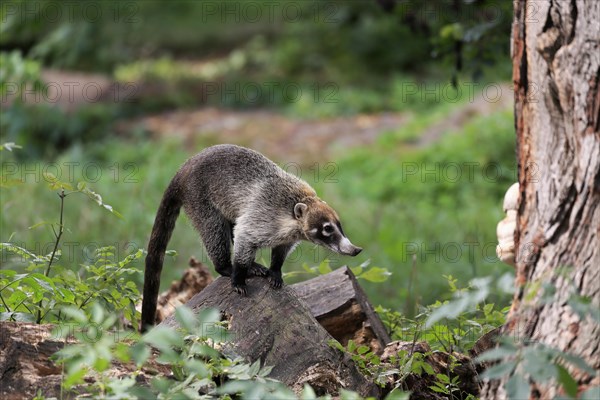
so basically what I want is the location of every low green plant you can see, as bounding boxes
[0,172,139,324]
[329,339,383,379]
[375,274,509,355]
[284,259,391,283]
[52,304,298,399]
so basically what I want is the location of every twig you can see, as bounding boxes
[36,189,66,323]
[45,189,66,276]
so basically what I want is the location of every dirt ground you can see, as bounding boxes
[28,69,512,162]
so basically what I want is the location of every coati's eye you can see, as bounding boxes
[323,224,334,235]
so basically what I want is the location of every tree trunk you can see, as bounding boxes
[481,1,599,398]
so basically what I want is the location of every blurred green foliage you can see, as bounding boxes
[2,0,512,78]
[1,0,512,154]
[1,0,516,313]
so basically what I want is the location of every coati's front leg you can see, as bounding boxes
[269,243,294,289]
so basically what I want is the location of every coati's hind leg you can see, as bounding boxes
[231,238,259,295]
[187,205,233,277]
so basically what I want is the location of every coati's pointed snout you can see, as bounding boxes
[337,237,362,256]
[350,246,363,256]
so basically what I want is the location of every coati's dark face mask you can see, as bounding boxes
[294,201,362,257]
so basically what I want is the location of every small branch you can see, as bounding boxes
[36,189,66,324]
[45,189,66,277]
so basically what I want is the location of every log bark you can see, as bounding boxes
[481,1,600,398]
[291,266,391,354]
[0,322,65,399]
[160,276,380,397]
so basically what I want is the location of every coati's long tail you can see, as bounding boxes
[140,175,182,332]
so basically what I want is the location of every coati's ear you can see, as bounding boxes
[294,203,308,220]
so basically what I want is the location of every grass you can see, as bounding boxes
[308,105,516,310]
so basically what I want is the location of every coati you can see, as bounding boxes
[141,144,362,330]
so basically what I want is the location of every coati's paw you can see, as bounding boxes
[232,282,248,295]
[268,271,284,289]
[231,271,248,295]
[248,262,269,277]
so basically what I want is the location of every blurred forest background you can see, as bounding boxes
[1,0,516,315]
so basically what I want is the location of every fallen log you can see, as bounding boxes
[154,263,391,354]
[291,266,391,354]
[160,276,381,397]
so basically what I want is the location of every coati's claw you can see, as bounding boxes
[233,283,248,295]
[248,262,269,277]
[269,271,284,289]
[270,278,283,289]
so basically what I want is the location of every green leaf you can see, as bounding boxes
[62,366,87,389]
[425,297,469,327]
[165,250,178,257]
[557,365,578,398]
[580,385,600,400]
[475,346,516,363]
[248,359,261,377]
[142,326,183,350]
[185,359,209,378]
[317,259,332,275]
[107,377,136,394]
[558,351,597,375]
[175,306,198,332]
[422,362,435,375]
[60,306,87,323]
[483,303,494,315]
[479,360,516,380]
[302,263,315,274]
[357,266,391,282]
[1,243,44,262]
[347,340,357,352]
[384,390,411,400]
[430,384,448,394]
[523,350,557,382]
[301,384,317,400]
[150,377,172,394]
[357,345,370,355]
[505,374,530,400]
